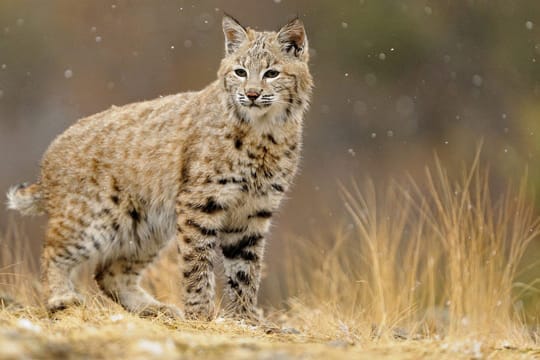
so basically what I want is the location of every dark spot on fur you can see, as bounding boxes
[240,251,259,262]
[236,271,250,284]
[266,134,277,144]
[189,197,226,214]
[248,210,273,219]
[271,184,284,192]
[221,234,263,260]
[185,219,217,237]
[263,168,274,178]
[180,158,191,184]
[235,138,243,149]
[227,277,240,290]
[183,266,200,279]
[112,178,121,193]
[129,209,140,223]
[221,226,247,234]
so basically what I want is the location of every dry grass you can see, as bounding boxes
[0,152,539,359]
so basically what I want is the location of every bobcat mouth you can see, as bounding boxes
[241,103,271,110]
[237,99,261,109]
[243,102,272,109]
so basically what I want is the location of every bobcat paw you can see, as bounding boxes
[229,307,264,325]
[138,303,184,321]
[47,292,84,313]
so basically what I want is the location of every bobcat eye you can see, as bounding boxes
[234,68,247,77]
[264,69,280,78]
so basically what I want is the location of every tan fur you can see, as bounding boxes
[7,16,313,322]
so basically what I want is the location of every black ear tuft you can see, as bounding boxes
[277,18,308,59]
[222,14,248,55]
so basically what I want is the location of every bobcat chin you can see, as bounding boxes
[7,15,313,323]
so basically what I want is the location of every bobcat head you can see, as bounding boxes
[219,15,313,123]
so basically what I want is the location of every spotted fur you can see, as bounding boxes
[6,15,313,323]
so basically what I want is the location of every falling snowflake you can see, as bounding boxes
[64,69,73,79]
[472,74,483,87]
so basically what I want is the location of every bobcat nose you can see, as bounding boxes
[245,89,261,101]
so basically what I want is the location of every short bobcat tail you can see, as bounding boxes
[6,182,46,216]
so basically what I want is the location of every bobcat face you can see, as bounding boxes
[228,55,287,118]
[219,16,312,122]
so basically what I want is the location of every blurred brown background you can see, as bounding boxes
[1,0,540,305]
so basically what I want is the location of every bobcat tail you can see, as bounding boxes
[6,182,45,216]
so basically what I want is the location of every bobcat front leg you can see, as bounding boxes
[220,216,270,324]
[221,232,266,323]
[177,195,228,321]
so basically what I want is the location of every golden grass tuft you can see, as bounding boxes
[0,152,539,358]
[283,151,539,349]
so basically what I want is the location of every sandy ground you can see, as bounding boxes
[0,302,538,360]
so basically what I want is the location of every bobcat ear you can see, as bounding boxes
[277,18,308,59]
[222,15,248,55]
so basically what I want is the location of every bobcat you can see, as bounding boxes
[7,15,313,323]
